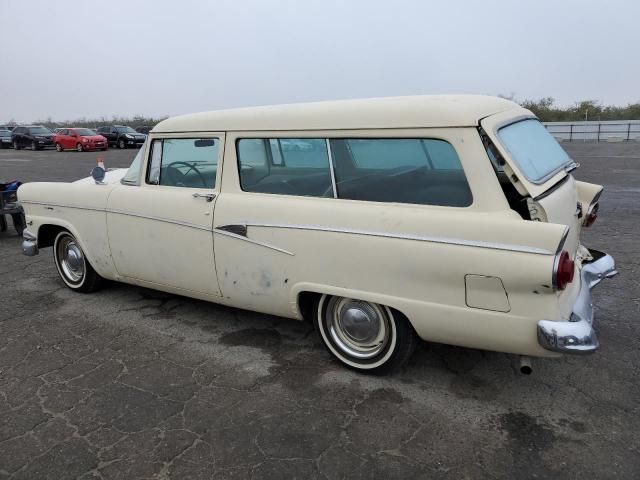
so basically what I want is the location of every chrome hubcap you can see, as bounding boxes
[324,298,390,359]
[57,236,84,282]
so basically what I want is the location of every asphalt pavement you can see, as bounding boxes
[0,143,638,479]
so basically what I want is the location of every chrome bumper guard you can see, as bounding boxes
[22,229,38,256]
[538,249,617,354]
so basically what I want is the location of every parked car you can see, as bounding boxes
[96,125,146,149]
[0,125,16,131]
[135,125,152,135]
[11,125,54,150]
[53,128,108,152]
[0,129,12,148]
[17,95,617,373]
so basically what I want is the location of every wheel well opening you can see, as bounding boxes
[297,291,321,322]
[38,225,67,249]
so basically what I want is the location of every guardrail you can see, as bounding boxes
[544,121,640,142]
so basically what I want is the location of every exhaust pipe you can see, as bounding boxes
[519,356,533,375]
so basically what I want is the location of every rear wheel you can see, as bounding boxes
[313,295,419,373]
[76,143,83,152]
[53,231,103,292]
[55,143,63,152]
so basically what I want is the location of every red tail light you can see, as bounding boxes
[584,202,599,227]
[553,250,575,290]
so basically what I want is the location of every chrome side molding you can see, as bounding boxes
[243,222,553,255]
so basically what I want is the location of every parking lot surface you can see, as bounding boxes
[0,144,639,479]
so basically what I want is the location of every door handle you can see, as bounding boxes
[192,192,216,202]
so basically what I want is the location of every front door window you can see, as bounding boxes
[147,138,218,189]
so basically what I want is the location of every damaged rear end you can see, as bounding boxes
[480,110,618,355]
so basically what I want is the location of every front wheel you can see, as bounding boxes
[31,141,38,151]
[313,295,419,373]
[76,143,83,152]
[13,140,21,150]
[53,231,103,292]
[118,138,126,149]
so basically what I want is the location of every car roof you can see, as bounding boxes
[154,95,530,133]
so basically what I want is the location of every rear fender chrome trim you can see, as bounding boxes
[242,222,553,255]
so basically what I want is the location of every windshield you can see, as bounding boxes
[0,130,10,137]
[76,128,96,136]
[497,119,572,183]
[121,143,145,185]
[115,126,137,134]
[29,127,52,135]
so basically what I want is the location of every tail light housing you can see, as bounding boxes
[584,201,599,227]
[553,250,575,290]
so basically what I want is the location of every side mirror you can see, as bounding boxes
[91,166,106,184]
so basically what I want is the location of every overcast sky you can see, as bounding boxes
[1,0,638,122]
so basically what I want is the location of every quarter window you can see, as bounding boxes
[237,138,333,197]
[146,138,219,188]
[329,138,472,207]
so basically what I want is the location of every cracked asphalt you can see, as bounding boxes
[0,143,638,479]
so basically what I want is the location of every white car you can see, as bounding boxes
[18,95,617,373]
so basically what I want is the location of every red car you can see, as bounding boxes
[54,128,108,152]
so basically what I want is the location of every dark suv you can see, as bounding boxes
[96,125,146,149]
[11,126,55,150]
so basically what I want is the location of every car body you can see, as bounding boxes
[135,125,153,135]
[17,95,617,373]
[11,125,54,150]
[53,128,108,152]
[0,129,12,148]
[96,125,146,149]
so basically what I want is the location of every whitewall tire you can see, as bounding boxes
[53,231,102,293]
[313,295,419,373]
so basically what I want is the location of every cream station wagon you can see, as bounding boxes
[18,95,617,373]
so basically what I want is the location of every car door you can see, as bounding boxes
[59,129,70,149]
[14,127,25,147]
[106,133,224,297]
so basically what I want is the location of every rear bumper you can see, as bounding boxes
[83,143,107,150]
[537,249,617,354]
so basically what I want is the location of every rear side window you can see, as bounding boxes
[237,138,333,197]
[147,138,219,188]
[329,138,472,207]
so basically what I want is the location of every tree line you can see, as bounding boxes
[502,96,640,122]
[4,98,640,128]
[2,115,168,130]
